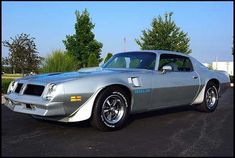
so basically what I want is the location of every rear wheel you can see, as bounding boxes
[195,82,219,112]
[90,87,130,131]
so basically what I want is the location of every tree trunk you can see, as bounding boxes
[21,68,25,77]
[12,66,15,74]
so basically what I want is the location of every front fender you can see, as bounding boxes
[65,77,133,122]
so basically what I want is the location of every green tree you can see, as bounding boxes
[41,50,78,73]
[136,12,191,54]
[1,57,9,66]
[2,33,42,75]
[87,53,99,67]
[1,57,11,74]
[104,53,113,63]
[63,9,103,68]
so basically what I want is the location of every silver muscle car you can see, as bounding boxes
[4,50,231,131]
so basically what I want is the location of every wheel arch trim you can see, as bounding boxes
[191,78,220,105]
[67,83,133,122]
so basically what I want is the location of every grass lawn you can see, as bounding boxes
[2,73,23,79]
[1,74,23,94]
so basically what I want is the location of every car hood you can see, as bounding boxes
[15,67,144,84]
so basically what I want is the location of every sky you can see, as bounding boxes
[2,1,234,63]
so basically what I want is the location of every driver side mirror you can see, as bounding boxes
[161,65,172,74]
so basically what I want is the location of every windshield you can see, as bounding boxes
[102,52,156,70]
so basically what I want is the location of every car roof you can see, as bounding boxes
[118,50,190,57]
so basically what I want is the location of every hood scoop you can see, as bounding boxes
[47,73,62,76]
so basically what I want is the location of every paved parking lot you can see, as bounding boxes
[1,88,233,156]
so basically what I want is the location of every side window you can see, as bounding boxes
[179,57,194,72]
[158,54,193,72]
[158,54,177,71]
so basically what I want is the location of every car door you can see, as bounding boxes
[150,54,200,109]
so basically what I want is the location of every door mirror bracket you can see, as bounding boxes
[161,65,172,74]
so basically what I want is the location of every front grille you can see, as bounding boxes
[23,84,45,96]
[15,83,23,93]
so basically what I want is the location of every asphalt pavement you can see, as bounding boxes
[1,88,234,156]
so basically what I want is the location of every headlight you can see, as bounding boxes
[7,81,18,94]
[44,83,57,100]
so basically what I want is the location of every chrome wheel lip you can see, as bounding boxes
[101,94,125,124]
[206,86,218,109]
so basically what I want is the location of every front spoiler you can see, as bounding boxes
[4,93,66,116]
[30,86,100,122]
[4,88,102,122]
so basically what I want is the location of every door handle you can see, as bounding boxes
[193,76,198,79]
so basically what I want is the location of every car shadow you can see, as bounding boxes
[126,105,196,127]
[31,105,196,129]
[31,115,91,128]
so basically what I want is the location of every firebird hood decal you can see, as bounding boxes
[15,68,148,84]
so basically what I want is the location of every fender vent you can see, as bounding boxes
[128,77,141,87]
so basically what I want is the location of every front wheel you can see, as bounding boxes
[195,82,219,112]
[90,87,130,131]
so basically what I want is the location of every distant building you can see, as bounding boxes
[212,61,233,76]
[202,61,233,76]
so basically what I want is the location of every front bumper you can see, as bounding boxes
[4,93,66,116]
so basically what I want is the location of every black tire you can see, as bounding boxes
[90,87,130,131]
[195,82,219,112]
